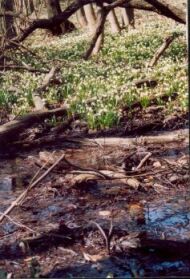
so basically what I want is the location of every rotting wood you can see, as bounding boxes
[0,153,65,223]
[0,106,68,146]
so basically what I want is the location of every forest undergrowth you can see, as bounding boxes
[0,11,187,130]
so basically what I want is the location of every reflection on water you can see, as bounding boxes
[0,159,27,212]
[145,192,190,240]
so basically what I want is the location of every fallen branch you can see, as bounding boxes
[0,212,36,233]
[123,92,178,112]
[77,129,188,147]
[0,153,65,223]
[0,106,68,146]
[32,66,58,110]
[140,237,190,257]
[149,33,181,67]
[136,152,152,170]
[0,64,49,73]
[134,78,158,88]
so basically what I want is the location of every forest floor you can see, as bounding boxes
[0,5,189,278]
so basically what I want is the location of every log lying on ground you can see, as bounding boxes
[78,129,188,146]
[0,107,68,145]
[13,128,189,150]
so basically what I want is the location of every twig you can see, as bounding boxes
[90,219,114,254]
[19,159,53,205]
[84,8,108,59]
[136,152,152,170]
[0,153,65,223]
[63,156,110,179]
[0,212,36,233]
[68,168,172,179]
[90,221,110,253]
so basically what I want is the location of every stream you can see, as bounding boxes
[0,141,189,277]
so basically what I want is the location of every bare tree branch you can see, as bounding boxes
[0,0,186,52]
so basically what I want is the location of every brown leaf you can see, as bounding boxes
[153,161,161,168]
[153,183,168,193]
[99,210,111,217]
[73,174,98,187]
[129,204,143,217]
[39,151,60,164]
[126,178,140,190]
[83,252,106,262]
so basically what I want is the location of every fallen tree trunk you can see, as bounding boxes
[79,129,188,146]
[0,106,68,145]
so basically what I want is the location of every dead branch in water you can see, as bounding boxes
[0,153,65,223]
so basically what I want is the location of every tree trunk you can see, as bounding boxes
[1,0,17,39]
[121,8,135,29]
[24,0,35,16]
[107,9,120,33]
[84,3,96,33]
[76,6,87,28]
[84,7,108,59]
[46,0,65,34]
[46,0,75,35]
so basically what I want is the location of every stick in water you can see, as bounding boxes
[0,153,65,223]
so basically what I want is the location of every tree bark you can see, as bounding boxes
[84,3,96,33]
[46,0,66,34]
[46,0,75,35]
[107,8,120,33]
[121,7,135,28]
[76,6,88,28]
[1,0,17,39]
